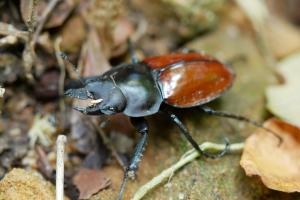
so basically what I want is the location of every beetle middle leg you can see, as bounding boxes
[117,117,148,200]
[163,109,230,159]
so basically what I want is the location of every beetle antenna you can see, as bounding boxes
[57,52,85,86]
[110,75,118,87]
[127,39,139,64]
[200,106,283,145]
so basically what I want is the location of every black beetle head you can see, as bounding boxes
[65,78,127,115]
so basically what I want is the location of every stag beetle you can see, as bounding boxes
[64,48,278,200]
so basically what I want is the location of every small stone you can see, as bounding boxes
[0,168,56,200]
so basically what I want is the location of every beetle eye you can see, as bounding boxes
[108,107,115,111]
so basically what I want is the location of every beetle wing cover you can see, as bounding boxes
[143,53,214,70]
[157,59,235,107]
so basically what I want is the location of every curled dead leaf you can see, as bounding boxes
[73,168,111,199]
[240,118,300,192]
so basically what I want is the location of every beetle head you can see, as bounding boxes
[65,78,127,115]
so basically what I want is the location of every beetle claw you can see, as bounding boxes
[64,88,89,100]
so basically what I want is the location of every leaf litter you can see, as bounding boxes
[241,118,300,192]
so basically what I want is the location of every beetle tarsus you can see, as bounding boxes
[165,110,230,159]
[117,117,148,200]
[200,106,283,145]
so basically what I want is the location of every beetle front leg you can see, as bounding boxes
[164,110,230,159]
[117,117,148,200]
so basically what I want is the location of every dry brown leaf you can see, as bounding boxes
[240,118,300,192]
[73,168,111,199]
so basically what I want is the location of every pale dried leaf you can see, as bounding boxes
[28,115,56,147]
[0,88,5,98]
[73,168,111,199]
[241,118,300,192]
[266,52,300,127]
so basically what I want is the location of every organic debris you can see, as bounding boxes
[241,118,300,192]
[28,115,56,147]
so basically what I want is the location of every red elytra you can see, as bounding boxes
[143,53,235,107]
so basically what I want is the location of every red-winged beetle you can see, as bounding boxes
[64,50,279,200]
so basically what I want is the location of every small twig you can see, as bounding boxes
[36,145,54,179]
[0,22,29,41]
[56,135,67,200]
[132,142,244,200]
[0,87,5,98]
[33,0,61,45]
[26,0,39,33]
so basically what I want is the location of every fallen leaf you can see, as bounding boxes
[73,168,111,199]
[59,15,87,53]
[240,118,300,192]
[266,51,300,127]
[80,27,111,77]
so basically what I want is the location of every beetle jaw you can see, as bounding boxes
[65,88,104,115]
[64,88,89,100]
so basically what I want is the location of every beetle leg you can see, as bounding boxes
[165,110,230,159]
[117,117,148,200]
[127,39,139,64]
[199,106,282,145]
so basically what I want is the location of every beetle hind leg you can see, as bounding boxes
[164,110,230,159]
[199,106,282,145]
[117,117,148,200]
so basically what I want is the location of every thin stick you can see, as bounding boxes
[33,0,61,44]
[56,135,67,200]
[0,87,4,98]
[132,142,244,200]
